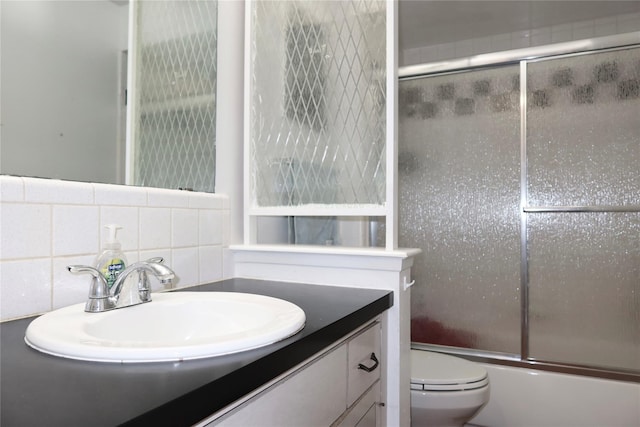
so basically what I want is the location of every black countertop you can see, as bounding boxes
[1,278,392,427]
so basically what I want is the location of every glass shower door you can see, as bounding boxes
[399,65,522,354]
[401,44,640,375]
[525,46,640,371]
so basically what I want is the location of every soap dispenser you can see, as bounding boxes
[96,224,127,289]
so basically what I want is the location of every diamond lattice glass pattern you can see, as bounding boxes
[250,0,386,208]
[134,0,217,192]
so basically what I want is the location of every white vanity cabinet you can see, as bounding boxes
[336,323,382,427]
[206,320,382,427]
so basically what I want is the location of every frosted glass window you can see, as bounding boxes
[528,212,640,371]
[133,0,217,192]
[399,65,522,354]
[527,47,640,206]
[249,0,386,208]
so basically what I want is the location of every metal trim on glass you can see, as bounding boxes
[412,342,640,383]
[399,31,640,79]
[519,60,529,361]
[524,206,640,213]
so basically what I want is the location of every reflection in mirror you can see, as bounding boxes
[1,0,129,184]
[131,0,217,193]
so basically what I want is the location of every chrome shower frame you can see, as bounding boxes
[401,31,640,383]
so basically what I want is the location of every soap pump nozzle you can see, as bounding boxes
[104,224,123,250]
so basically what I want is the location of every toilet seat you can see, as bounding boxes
[411,350,489,392]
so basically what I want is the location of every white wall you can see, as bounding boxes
[0,1,128,184]
[402,10,640,66]
[215,0,245,245]
[0,176,230,321]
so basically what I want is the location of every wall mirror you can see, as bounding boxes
[1,0,129,185]
[1,0,218,192]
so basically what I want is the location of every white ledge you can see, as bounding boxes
[230,244,421,258]
[230,245,421,276]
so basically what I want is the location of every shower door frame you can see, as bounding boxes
[400,31,640,383]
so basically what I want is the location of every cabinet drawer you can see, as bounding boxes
[212,345,347,426]
[334,380,380,427]
[355,390,378,427]
[347,323,381,407]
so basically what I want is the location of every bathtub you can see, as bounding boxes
[466,363,640,427]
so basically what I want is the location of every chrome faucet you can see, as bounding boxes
[68,258,175,313]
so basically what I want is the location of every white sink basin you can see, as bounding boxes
[25,292,306,363]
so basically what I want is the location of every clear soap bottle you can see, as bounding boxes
[95,224,127,289]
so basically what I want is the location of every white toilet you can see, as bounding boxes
[411,350,490,427]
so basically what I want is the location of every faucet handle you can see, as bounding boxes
[68,265,109,298]
[67,265,114,312]
[138,257,168,301]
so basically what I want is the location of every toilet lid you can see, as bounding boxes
[411,350,488,391]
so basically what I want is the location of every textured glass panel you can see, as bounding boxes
[250,0,386,207]
[133,0,217,192]
[399,66,521,353]
[528,212,640,371]
[527,47,640,206]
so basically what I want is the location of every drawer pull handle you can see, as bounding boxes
[358,352,379,373]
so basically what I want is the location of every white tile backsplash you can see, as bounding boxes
[24,177,94,204]
[172,246,200,287]
[172,209,199,247]
[189,191,225,209]
[199,245,223,283]
[94,183,148,206]
[52,254,94,310]
[0,175,24,201]
[147,187,190,208]
[0,176,229,321]
[52,205,99,256]
[0,258,52,319]
[0,203,51,259]
[139,207,172,249]
[199,209,223,245]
